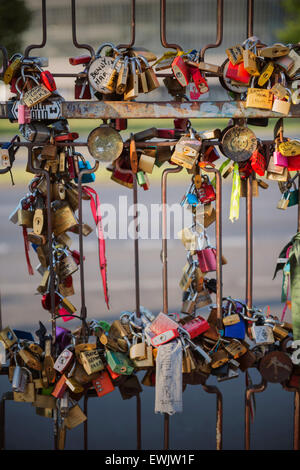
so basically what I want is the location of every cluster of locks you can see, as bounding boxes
[3,37,300,113]
[222,37,300,113]
[0,296,298,448]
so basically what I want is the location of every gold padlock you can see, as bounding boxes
[52,204,77,237]
[246,78,273,110]
[225,44,244,65]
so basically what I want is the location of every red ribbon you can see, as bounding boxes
[82,186,109,309]
[22,226,34,276]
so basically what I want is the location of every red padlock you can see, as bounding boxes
[189,66,209,94]
[204,146,220,163]
[52,374,68,398]
[93,371,115,397]
[250,149,266,176]
[174,119,189,131]
[41,292,60,311]
[67,154,76,179]
[69,55,91,66]
[238,161,253,179]
[74,77,91,99]
[181,316,210,339]
[40,71,56,91]
[172,56,190,87]
[106,364,121,380]
[114,119,127,131]
[287,155,300,171]
[197,177,216,203]
[225,60,251,84]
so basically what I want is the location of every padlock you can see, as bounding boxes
[0,327,18,349]
[224,340,248,359]
[129,334,147,361]
[54,348,74,373]
[13,368,35,403]
[223,301,246,340]
[251,324,274,345]
[246,77,273,110]
[225,60,251,84]
[278,140,300,157]
[4,54,22,84]
[194,288,212,310]
[272,89,292,115]
[105,350,134,375]
[271,82,288,100]
[12,365,29,393]
[180,315,210,339]
[278,187,292,209]
[51,374,68,399]
[88,42,120,94]
[211,349,229,369]
[250,148,266,176]
[52,204,77,237]
[243,47,259,76]
[74,76,91,99]
[172,55,190,87]
[64,404,87,430]
[181,291,198,315]
[197,247,217,273]
[258,62,274,86]
[197,176,216,203]
[80,350,104,375]
[258,44,289,58]
[93,371,115,397]
[286,49,300,77]
[189,66,209,94]
[124,58,139,100]
[225,44,244,65]
[132,346,154,369]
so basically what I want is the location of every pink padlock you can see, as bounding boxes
[18,103,31,124]
[273,150,288,167]
[197,247,217,273]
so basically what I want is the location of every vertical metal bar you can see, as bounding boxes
[161,165,182,450]
[282,382,300,450]
[202,385,223,450]
[77,161,99,339]
[245,379,267,450]
[204,166,223,328]
[294,390,300,450]
[133,175,140,318]
[246,174,253,310]
[114,160,141,448]
[160,0,182,51]
[24,0,47,57]
[0,397,5,450]
[200,0,224,60]
[71,0,95,57]
[117,0,136,49]
[247,0,254,37]
[83,393,88,450]
[136,393,141,450]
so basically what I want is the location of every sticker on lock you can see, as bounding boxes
[151,328,179,347]
[10,100,62,121]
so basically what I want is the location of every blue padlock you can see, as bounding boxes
[75,161,95,183]
[13,330,34,341]
[186,193,199,206]
[223,299,246,340]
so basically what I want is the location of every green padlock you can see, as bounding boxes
[287,189,299,207]
[136,171,146,186]
[41,385,55,396]
[105,350,134,375]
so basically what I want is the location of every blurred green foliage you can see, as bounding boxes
[278,0,300,43]
[0,0,32,58]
